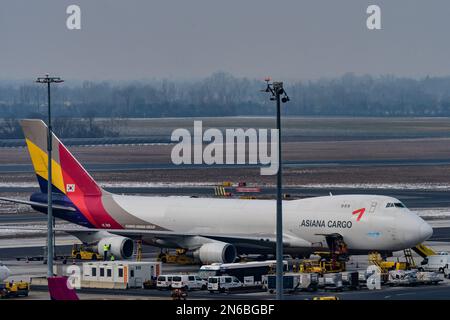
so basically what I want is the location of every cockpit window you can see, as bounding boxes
[386,202,405,208]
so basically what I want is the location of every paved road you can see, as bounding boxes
[0,243,160,259]
[0,213,46,223]
[286,283,450,300]
[27,276,450,300]
[3,158,450,173]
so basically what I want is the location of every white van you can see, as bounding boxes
[420,255,450,277]
[171,275,207,291]
[156,275,175,290]
[208,276,242,293]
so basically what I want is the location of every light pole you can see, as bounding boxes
[36,75,64,277]
[262,78,290,300]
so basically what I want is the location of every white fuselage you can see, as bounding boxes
[111,194,432,253]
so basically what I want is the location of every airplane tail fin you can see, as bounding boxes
[20,119,104,196]
[21,119,124,229]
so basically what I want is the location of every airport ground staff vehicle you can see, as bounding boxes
[207,276,242,293]
[368,252,411,273]
[198,260,288,283]
[413,244,437,258]
[71,244,102,260]
[156,275,174,290]
[157,249,196,265]
[419,254,450,277]
[299,259,345,275]
[262,273,319,293]
[171,275,207,291]
[0,281,30,298]
[313,296,339,300]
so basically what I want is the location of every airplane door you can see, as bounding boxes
[387,224,397,241]
[369,201,377,214]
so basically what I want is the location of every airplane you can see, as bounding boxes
[0,262,11,282]
[0,119,433,264]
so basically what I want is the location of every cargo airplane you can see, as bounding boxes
[0,120,433,264]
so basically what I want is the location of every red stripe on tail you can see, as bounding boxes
[59,143,123,229]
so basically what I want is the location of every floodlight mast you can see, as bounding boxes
[261,78,290,300]
[35,75,64,278]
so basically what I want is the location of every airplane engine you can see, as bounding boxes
[97,236,134,259]
[193,242,237,264]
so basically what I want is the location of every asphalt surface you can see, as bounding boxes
[0,213,46,223]
[28,283,450,300]
[3,158,450,173]
[0,244,160,260]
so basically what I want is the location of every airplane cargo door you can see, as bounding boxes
[387,225,397,241]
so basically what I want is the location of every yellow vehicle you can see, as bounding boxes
[71,244,102,260]
[313,296,339,300]
[0,281,30,299]
[369,252,411,272]
[239,196,257,200]
[299,259,346,275]
[379,261,409,271]
[157,249,197,265]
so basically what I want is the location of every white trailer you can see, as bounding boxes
[262,273,319,293]
[82,261,161,289]
[416,271,443,285]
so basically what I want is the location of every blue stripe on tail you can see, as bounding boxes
[36,174,65,194]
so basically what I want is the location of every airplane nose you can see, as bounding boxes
[419,222,433,241]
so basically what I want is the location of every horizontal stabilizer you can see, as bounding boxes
[0,197,76,212]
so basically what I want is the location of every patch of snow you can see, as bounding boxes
[99,181,218,188]
[289,183,450,190]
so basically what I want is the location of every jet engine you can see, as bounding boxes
[192,242,237,264]
[96,236,134,259]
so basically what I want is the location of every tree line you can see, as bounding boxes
[1,72,450,138]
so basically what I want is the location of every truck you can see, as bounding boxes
[262,273,319,293]
[198,260,288,283]
[171,274,207,291]
[207,276,242,293]
[71,244,102,260]
[0,281,30,299]
[156,274,174,290]
[419,254,450,278]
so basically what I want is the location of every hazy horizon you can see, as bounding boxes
[1,1,450,81]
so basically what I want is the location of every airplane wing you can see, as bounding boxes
[0,197,77,212]
[0,225,311,251]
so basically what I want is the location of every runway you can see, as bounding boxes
[2,158,450,173]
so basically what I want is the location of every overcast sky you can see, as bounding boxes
[1,0,450,81]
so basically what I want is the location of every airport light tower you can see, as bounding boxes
[36,75,64,277]
[262,78,290,300]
